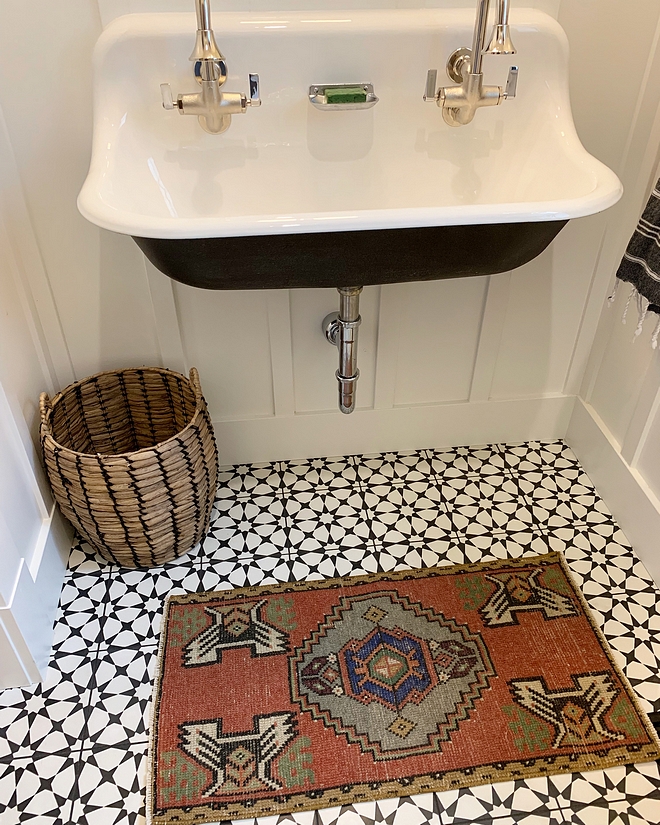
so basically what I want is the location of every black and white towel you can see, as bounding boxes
[610,179,660,348]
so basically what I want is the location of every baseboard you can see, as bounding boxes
[1,506,72,687]
[566,398,660,586]
[213,395,575,465]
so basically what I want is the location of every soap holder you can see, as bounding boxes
[309,83,379,110]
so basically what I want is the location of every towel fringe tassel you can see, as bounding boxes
[634,292,650,339]
[613,280,659,346]
[607,279,620,305]
[621,283,636,325]
[652,316,660,350]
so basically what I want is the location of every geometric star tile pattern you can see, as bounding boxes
[1,441,659,825]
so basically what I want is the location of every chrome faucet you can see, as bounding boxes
[424,0,518,127]
[160,0,261,135]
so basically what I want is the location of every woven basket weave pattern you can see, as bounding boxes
[40,367,218,568]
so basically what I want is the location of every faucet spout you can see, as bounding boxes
[469,0,491,76]
[190,0,224,65]
[485,0,517,55]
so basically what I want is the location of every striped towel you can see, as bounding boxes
[611,179,660,347]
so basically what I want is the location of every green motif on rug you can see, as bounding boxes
[503,704,554,753]
[539,566,575,599]
[608,694,647,739]
[159,751,209,804]
[266,596,298,631]
[168,606,208,648]
[276,736,315,787]
[455,574,493,611]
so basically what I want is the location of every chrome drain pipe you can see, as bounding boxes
[322,286,363,414]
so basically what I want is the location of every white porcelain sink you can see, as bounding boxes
[78,8,622,289]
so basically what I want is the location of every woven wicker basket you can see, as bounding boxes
[39,367,218,568]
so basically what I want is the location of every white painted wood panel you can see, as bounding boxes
[174,285,276,419]
[0,402,45,583]
[0,0,104,381]
[588,287,657,447]
[635,396,660,500]
[491,217,611,400]
[393,277,487,407]
[490,250,557,399]
[290,287,379,413]
[0,616,31,689]
[0,93,75,688]
[469,272,511,402]
[144,259,188,375]
[559,1,660,172]
[567,399,660,586]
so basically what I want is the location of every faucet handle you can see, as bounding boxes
[160,83,176,110]
[424,69,438,103]
[246,73,261,107]
[503,66,519,99]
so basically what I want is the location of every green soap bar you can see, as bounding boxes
[325,86,368,104]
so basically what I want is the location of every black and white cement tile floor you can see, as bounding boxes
[1,441,660,825]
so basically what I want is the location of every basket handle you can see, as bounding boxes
[189,367,203,403]
[39,392,52,426]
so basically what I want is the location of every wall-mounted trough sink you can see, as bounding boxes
[78,8,622,290]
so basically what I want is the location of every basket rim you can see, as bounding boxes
[41,366,207,461]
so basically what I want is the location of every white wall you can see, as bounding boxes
[0,105,73,688]
[557,0,660,585]
[0,1,593,467]
[0,2,659,455]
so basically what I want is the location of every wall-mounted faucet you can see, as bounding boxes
[424,0,518,127]
[160,0,261,134]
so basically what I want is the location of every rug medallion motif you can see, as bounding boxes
[148,553,660,824]
[291,591,494,759]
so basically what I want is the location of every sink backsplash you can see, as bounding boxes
[96,1,562,29]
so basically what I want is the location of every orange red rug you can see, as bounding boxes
[148,552,659,824]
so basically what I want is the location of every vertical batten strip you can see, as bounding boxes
[469,272,511,403]
[267,290,295,417]
[621,350,660,467]
[143,257,188,375]
[373,284,404,411]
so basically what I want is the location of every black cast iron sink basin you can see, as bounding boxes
[134,221,567,290]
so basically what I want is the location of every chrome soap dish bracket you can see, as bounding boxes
[309,83,379,111]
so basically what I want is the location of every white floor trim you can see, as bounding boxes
[2,506,71,687]
[566,397,660,586]
[213,394,575,465]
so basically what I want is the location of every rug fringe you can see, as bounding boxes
[146,590,179,825]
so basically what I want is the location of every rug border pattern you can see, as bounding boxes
[147,552,660,825]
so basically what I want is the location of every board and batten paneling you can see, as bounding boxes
[175,285,277,420]
[0,102,72,688]
[0,0,659,465]
[392,277,487,407]
[564,3,660,585]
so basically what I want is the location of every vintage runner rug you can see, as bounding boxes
[148,552,660,824]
